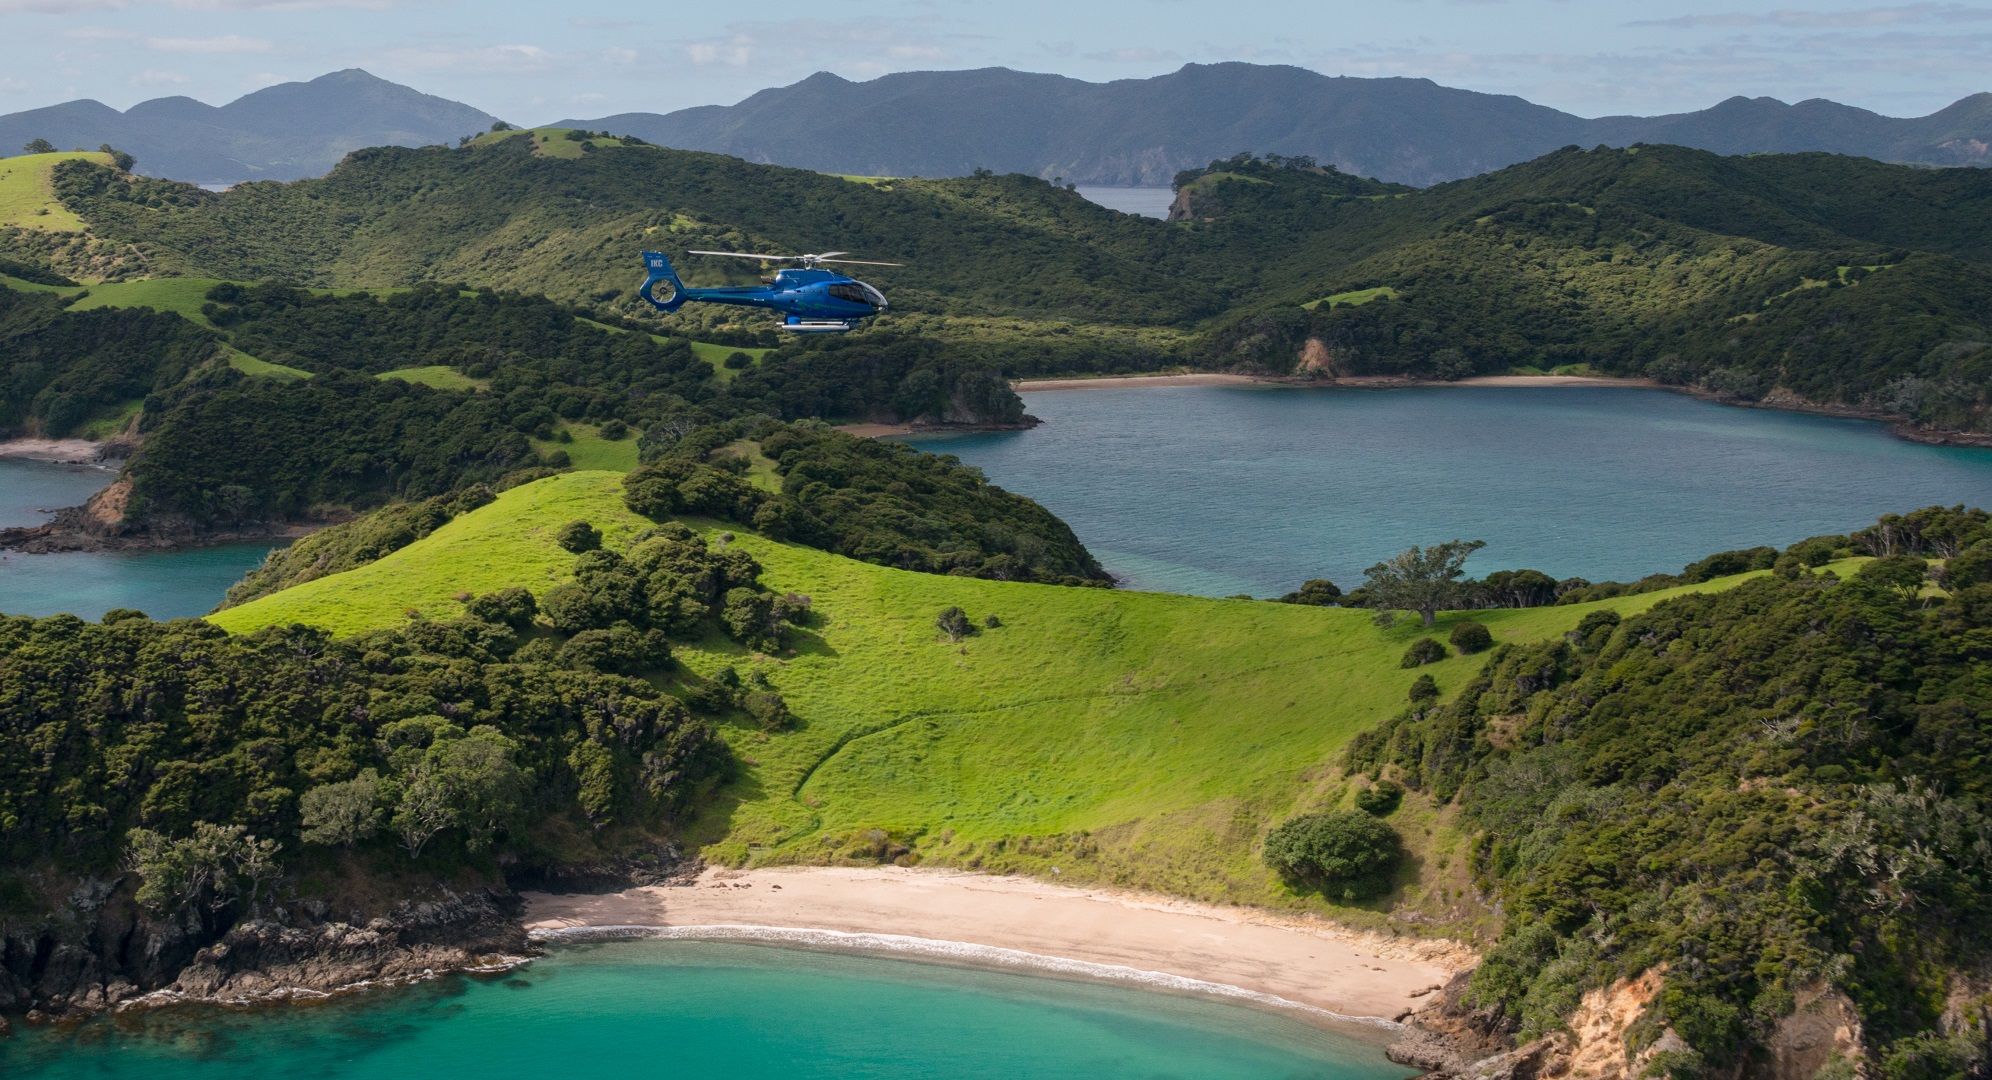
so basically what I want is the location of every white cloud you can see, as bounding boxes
[129,68,191,87]
[1630,3,1992,29]
[386,43,551,72]
[686,40,753,67]
[168,0,402,9]
[672,16,987,82]
[146,34,274,53]
[1081,46,1182,64]
[602,46,638,65]
[0,0,126,10]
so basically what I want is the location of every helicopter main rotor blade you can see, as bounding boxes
[818,258,904,267]
[810,251,848,260]
[687,250,798,261]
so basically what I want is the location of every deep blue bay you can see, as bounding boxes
[0,940,1408,1079]
[908,385,1992,596]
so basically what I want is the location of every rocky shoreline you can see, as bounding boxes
[0,849,700,1034]
[0,475,326,554]
[0,883,530,1030]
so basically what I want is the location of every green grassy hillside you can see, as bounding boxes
[0,150,109,231]
[213,470,1788,915]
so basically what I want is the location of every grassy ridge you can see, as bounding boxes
[377,364,485,390]
[222,345,311,381]
[0,151,108,231]
[531,421,640,471]
[213,471,1785,912]
[66,277,228,326]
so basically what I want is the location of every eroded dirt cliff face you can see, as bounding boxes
[1760,984,1866,1080]
[1392,966,1892,1080]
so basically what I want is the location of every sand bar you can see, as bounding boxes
[522,865,1468,1023]
[0,438,110,465]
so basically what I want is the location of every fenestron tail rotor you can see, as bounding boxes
[687,249,903,270]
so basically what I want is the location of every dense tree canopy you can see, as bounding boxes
[1346,534,1992,1074]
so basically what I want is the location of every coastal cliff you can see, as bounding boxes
[0,879,528,1024]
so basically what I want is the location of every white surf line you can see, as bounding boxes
[529,922,1403,1029]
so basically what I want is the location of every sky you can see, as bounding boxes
[0,0,1987,122]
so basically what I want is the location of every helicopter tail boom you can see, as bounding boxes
[637,250,688,312]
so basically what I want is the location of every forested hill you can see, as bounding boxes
[1352,508,1992,1076]
[3,132,1992,528]
[560,63,1992,187]
[20,133,1989,433]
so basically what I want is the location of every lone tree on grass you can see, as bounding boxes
[1361,539,1485,627]
[1262,810,1402,901]
[22,138,55,155]
[936,606,974,643]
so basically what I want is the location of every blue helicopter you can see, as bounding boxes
[637,248,899,333]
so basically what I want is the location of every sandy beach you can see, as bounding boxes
[1011,371,1656,392]
[1011,372,1265,391]
[0,438,110,465]
[522,866,1468,1024]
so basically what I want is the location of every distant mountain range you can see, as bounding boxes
[0,69,496,187]
[562,63,1992,187]
[3,63,1987,189]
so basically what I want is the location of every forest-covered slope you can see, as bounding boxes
[1352,507,1992,1077]
[8,135,1988,434]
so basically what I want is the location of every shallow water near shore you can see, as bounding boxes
[0,459,276,619]
[0,939,1409,1079]
[907,385,1992,596]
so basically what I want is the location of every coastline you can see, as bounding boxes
[0,438,115,466]
[1001,371,1992,448]
[521,865,1469,1025]
[1010,372,1656,392]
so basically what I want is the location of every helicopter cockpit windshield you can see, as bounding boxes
[829,282,887,309]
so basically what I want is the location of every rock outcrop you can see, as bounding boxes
[162,891,527,1004]
[0,877,528,1022]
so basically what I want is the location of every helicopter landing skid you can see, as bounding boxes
[780,317,857,333]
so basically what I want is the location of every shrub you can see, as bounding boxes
[1408,673,1439,705]
[723,351,754,370]
[1262,811,1401,899]
[1941,540,1992,589]
[465,587,538,629]
[1400,638,1447,667]
[598,419,628,440]
[1569,609,1620,651]
[556,520,601,553]
[1787,535,1845,567]
[1355,780,1403,816]
[742,689,793,732]
[936,606,974,642]
[1280,579,1342,606]
[982,614,1003,629]
[1449,621,1493,654]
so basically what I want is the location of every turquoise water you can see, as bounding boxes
[909,386,1992,596]
[0,459,276,620]
[0,940,1408,1079]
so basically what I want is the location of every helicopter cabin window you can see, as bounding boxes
[828,283,876,306]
